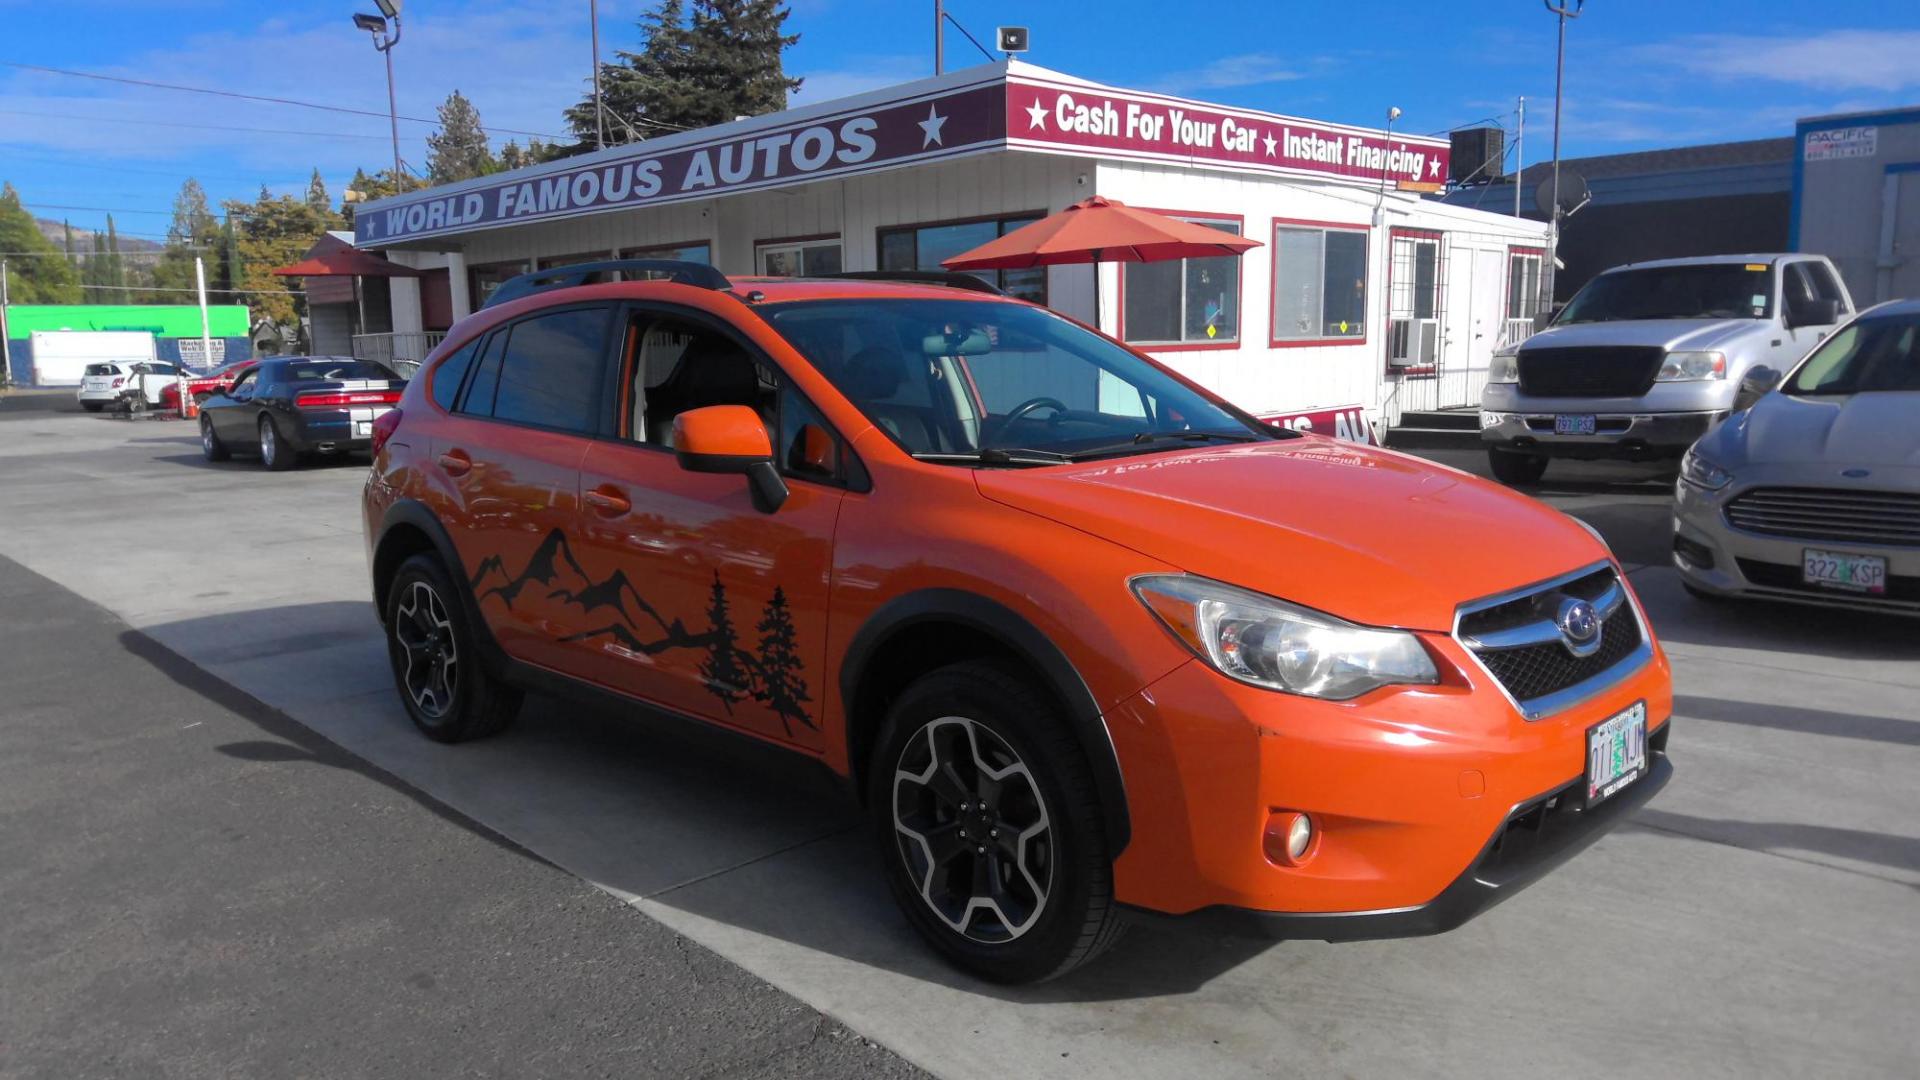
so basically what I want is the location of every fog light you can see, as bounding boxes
[1265,810,1317,866]
[1480,410,1507,429]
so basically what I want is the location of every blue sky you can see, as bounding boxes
[3,0,1916,241]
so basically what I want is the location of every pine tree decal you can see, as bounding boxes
[698,572,749,713]
[750,586,813,733]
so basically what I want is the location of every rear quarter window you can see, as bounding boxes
[429,341,480,411]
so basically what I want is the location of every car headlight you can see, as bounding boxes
[1488,349,1520,384]
[1680,446,1733,490]
[1655,350,1726,381]
[1131,575,1439,700]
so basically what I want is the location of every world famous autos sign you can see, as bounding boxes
[354,80,1009,245]
[1005,73,1449,188]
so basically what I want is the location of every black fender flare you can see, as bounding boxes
[374,499,509,670]
[841,589,1131,854]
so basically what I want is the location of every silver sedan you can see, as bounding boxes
[1673,300,1920,616]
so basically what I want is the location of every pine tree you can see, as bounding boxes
[0,183,81,303]
[305,169,333,216]
[341,167,426,224]
[750,586,812,733]
[62,220,75,269]
[560,0,801,154]
[425,91,497,184]
[151,179,219,301]
[698,572,749,713]
[104,215,127,303]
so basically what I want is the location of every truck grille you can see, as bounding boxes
[1517,347,1666,398]
[1724,487,1920,547]
[1456,565,1649,719]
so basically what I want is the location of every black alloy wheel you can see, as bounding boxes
[383,553,521,743]
[259,414,294,471]
[200,414,230,462]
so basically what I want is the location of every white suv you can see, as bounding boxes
[76,361,185,413]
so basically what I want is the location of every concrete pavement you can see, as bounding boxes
[1,403,1914,1078]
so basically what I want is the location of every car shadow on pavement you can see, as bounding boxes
[1674,693,1919,747]
[1634,572,1920,663]
[126,602,1279,1001]
[1629,808,1920,884]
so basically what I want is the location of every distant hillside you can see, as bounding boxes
[33,217,165,254]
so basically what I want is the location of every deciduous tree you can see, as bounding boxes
[0,183,80,303]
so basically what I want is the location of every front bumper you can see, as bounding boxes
[1673,477,1920,616]
[1106,625,1673,929]
[1480,410,1720,459]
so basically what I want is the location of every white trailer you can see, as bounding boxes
[29,330,156,386]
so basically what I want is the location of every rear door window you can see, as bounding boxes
[488,307,612,433]
[430,340,480,411]
[458,333,507,418]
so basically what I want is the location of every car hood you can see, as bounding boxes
[1707,391,1920,469]
[974,437,1606,632]
[1522,318,1760,352]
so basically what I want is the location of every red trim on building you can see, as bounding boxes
[1115,207,1245,353]
[1268,216,1371,350]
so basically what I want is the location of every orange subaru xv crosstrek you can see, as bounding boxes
[363,260,1672,983]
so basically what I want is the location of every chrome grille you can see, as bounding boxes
[1724,487,1920,546]
[1455,564,1651,720]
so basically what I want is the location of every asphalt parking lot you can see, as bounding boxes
[2,391,1915,1079]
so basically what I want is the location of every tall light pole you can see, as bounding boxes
[1543,1,1582,246]
[934,0,944,75]
[590,0,607,148]
[354,1,406,180]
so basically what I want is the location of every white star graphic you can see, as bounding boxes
[1429,157,1443,178]
[919,103,948,147]
[1025,98,1048,131]
[1262,131,1277,157]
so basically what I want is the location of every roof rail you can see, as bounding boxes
[828,270,1004,296]
[481,259,733,309]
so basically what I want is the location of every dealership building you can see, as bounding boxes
[352,61,1548,434]
[1792,105,1920,306]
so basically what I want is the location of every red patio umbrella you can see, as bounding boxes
[941,195,1261,331]
[272,248,422,277]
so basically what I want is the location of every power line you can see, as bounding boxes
[25,202,173,217]
[0,107,391,142]
[0,60,572,141]
[0,147,305,187]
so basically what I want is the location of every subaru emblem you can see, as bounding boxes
[1555,597,1603,658]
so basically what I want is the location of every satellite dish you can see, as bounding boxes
[1533,169,1591,217]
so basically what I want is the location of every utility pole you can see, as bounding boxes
[590,0,607,149]
[1,260,12,388]
[354,3,406,180]
[1515,95,1525,219]
[934,0,944,75]
[1543,0,1582,299]
[194,256,213,373]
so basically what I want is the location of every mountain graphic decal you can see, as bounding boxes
[469,529,815,730]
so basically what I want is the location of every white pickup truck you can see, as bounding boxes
[1480,254,1855,484]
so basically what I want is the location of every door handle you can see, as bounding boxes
[584,486,631,516]
[437,450,472,476]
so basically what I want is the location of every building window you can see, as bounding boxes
[757,237,841,277]
[878,214,1046,304]
[1122,216,1240,347]
[538,250,614,270]
[469,260,530,308]
[624,241,711,266]
[1388,232,1441,367]
[1505,248,1545,349]
[1271,223,1368,345]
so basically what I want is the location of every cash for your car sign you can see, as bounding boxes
[355,79,1010,245]
[1006,72,1449,187]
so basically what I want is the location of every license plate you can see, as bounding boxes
[1802,548,1887,594]
[1587,701,1648,807]
[1554,414,1597,436]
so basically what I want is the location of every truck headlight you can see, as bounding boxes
[1655,351,1726,381]
[1131,575,1439,700]
[1488,349,1520,384]
[1680,446,1733,490]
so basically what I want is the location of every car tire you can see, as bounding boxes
[80,401,105,413]
[384,553,522,743]
[1488,447,1549,485]
[259,415,295,471]
[869,660,1127,984]
[200,415,230,462]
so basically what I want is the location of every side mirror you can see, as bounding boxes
[673,404,789,513]
[1784,297,1841,330]
[1734,365,1781,412]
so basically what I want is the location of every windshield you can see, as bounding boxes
[759,298,1269,463]
[282,360,396,382]
[1556,264,1774,324]
[1785,315,1920,395]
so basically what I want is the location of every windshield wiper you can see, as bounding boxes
[1063,430,1260,461]
[912,448,1072,467]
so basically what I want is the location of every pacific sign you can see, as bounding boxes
[355,83,1007,244]
[1008,76,1448,187]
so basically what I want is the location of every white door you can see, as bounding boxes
[1881,171,1920,303]
[1437,248,1505,408]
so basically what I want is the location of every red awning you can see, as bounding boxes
[942,196,1262,270]
[272,249,422,278]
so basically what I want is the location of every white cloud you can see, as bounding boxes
[1639,29,1920,93]
[1151,53,1306,94]
[789,55,929,106]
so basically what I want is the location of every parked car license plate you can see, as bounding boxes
[1586,701,1648,807]
[1554,414,1597,436]
[1802,548,1887,594]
